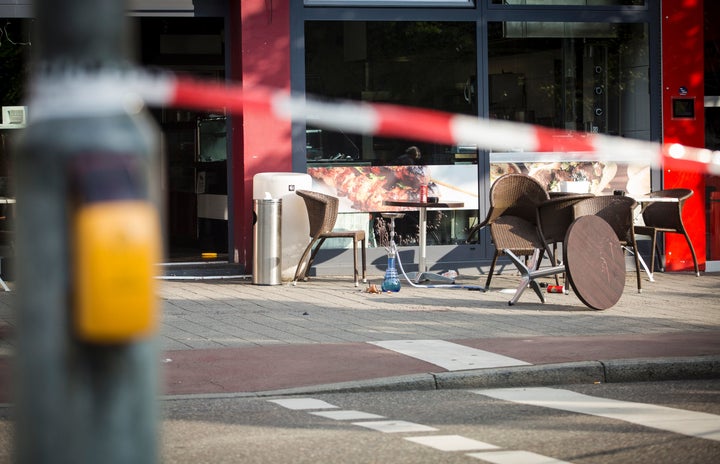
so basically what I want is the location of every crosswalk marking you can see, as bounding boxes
[404,435,499,452]
[472,387,720,442]
[268,397,574,462]
[310,410,385,420]
[267,398,338,410]
[368,339,530,371]
[351,420,438,433]
[467,450,573,464]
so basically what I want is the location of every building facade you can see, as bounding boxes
[0,0,717,276]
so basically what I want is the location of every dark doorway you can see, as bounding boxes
[134,17,229,262]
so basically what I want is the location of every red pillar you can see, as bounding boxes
[229,0,292,271]
[661,0,706,271]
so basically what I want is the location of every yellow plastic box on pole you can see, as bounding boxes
[73,200,161,343]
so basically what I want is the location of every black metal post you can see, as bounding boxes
[14,1,159,463]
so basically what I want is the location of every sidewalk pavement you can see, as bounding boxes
[0,270,719,401]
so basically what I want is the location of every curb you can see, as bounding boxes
[603,356,720,383]
[159,355,720,401]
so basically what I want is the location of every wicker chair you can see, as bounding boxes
[634,188,699,276]
[293,190,367,286]
[469,174,549,289]
[573,195,643,293]
[536,193,595,287]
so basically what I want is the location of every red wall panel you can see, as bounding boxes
[661,0,706,271]
[230,0,292,270]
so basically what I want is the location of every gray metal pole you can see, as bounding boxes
[14,1,159,463]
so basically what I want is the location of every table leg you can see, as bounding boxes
[418,207,427,273]
[633,204,654,282]
[627,246,655,283]
[407,207,457,283]
[386,206,455,284]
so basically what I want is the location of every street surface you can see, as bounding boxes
[158,379,720,464]
[0,273,718,463]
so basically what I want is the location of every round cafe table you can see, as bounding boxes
[564,215,626,310]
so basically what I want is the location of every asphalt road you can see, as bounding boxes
[158,379,720,464]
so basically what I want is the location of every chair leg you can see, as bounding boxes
[293,239,318,285]
[306,237,327,279]
[550,243,560,286]
[682,230,701,276]
[655,241,664,272]
[631,239,642,293]
[350,235,368,286]
[466,224,480,243]
[547,243,572,292]
[647,229,657,274]
[360,236,367,283]
[352,237,359,287]
[485,251,500,289]
[294,236,368,286]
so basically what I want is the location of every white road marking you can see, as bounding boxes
[467,450,573,464]
[269,397,572,462]
[472,387,720,442]
[405,435,500,452]
[368,339,530,371]
[267,398,338,410]
[351,420,438,433]
[311,410,385,420]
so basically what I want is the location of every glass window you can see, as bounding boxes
[304,21,479,246]
[491,1,645,5]
[306,1,473,5]
[488,21,651,196]
[305,21,476,167]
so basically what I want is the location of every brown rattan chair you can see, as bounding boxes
[293,189,367,286]
[536,193,595,287]
[633,188,699,276]
[469,174,549,289]
[573,195,643,293]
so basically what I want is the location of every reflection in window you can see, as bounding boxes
[488,21,651,196]
[304,21,479,247]
[305,21,477,167]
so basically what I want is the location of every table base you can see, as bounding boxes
[504,249,565,306]
[503,215,626,310]
[405,271,456,284]
[394,252,485,291]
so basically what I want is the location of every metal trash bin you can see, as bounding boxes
[252,198,282,285]
[253,172,312,280]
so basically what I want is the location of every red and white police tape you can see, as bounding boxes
[27,70,720,175]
